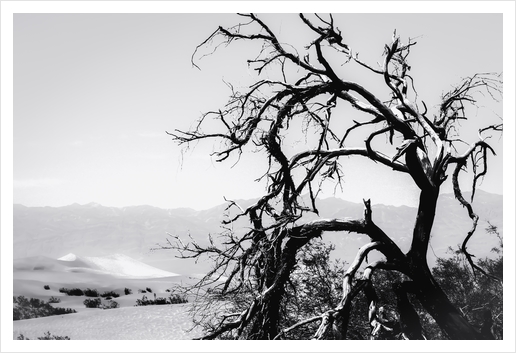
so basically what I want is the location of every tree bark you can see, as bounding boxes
[248,294,283,339]
[394,282,424,339]
[249,228,314,339]
[411,265,482,339]
[406,187,482,339]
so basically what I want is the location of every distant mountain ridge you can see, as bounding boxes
[13,190,503,273]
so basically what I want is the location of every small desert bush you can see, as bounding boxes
[43,285,50,290]
[100,290,119,298]
[59,287,84,296]
[154,297,169,305]
[37,331,71,340]
[138,289,147,293]
[169,294,188,304]
[84,288,99,297]
[83,298,102,308]
[124,287,132,295]
[47,296,61,304]
[102,300,120,309]
[68,288,84,296]
[135,294,188,306]
[17,331,71,340]
[14,296,76,320]
[146,287,153,293]
[135,295,150,306]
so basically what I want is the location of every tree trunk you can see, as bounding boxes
[248,245,282,339]
[248,293,283,339]
[394,282,425,339]
[249,228,313,339]
[406,187,482,339]
[411,265,482,339]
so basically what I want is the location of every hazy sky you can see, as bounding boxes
[10,11,505,210]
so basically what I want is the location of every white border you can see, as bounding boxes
[1,1,515,352]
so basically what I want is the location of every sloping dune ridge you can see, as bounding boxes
[56,253,179,278]
[13,253,200,340]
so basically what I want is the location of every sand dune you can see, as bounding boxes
[13,253,197,313]
[14,253,179,279]
[12,253,204,340]
[57,253,180,278]
[13,255,68,272]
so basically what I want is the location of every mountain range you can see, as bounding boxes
[13,190,503,274]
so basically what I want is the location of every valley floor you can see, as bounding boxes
[13,304,203,340]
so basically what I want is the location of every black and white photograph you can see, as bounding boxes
[1,1,514,352]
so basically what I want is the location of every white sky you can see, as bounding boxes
[4,6,509,211]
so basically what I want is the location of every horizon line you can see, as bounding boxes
[13,188,502,212]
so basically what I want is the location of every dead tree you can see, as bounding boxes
[165,13,502,340]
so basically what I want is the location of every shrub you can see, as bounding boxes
[134,294,188,306]
[59,287,84,296]
[124,287,132,295]
[44,285,50,290]
[37,331,71,340]
[100,290,119,298]
[52,307,76,315]
[13,296,76,320]
[146,287,153,293]
[169,294,188,304]
[68,288,84,296]
[84,288,99,297]
[28,297,45,308]
[17,332,71,340]
[83,298,101,308]
[47,296,61,304]
[154,297,168,305]
[165,289,171,292]
[102,300,119,309]
[138,289,146,293]
[135,295,150,306]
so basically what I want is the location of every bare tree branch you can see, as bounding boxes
[166,13,502,340]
